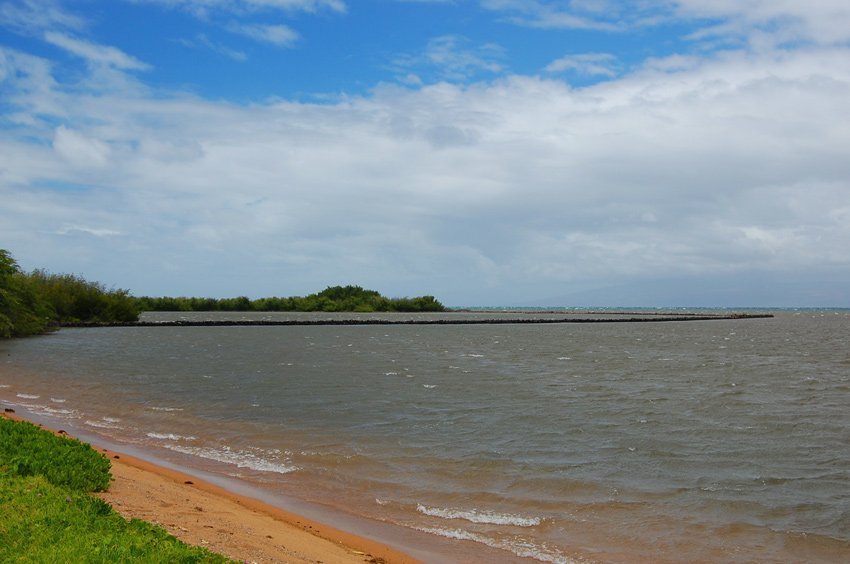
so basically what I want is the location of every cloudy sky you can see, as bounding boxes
[1,0,849,307]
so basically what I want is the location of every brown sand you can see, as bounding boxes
[2,411,417,564]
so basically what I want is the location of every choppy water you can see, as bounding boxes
[2,311,849,563]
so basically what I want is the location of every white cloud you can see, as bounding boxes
[480,0,631,31]
[56,224,123,237]
[545,53,620,77]
[0,0,85,36]
[483,1,850,48]
[2,24,850,304]
[179,34,248,60]
[227,22,298,46]
[52,125,111,168]
[673,0,850,45]
[128,0,346,16]
[44,32,151,70]
[393,35,505,82]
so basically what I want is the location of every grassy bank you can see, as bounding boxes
[0,416,231,562]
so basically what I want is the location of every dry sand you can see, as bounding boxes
[3,411,417,564]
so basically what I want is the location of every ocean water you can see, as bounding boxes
[2,311,849,562]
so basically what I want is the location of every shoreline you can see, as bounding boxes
[2,410,417,564]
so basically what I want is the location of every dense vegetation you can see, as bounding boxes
[0,417,229,562]
[134,284,446,313]
[0,249,140,338]
[1,248,445,338]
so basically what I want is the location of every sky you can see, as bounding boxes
[1,1,849,307]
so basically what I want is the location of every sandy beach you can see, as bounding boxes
[2,411,416,564]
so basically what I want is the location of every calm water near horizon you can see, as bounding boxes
[2,310,849,562]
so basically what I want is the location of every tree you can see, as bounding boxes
[0,250,52,337]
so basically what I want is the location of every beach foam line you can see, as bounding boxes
[416,504,542,527]
[163,444,298,475]
[415,526,572,563]
[84,419,123,429]
[146,431,197,441]
[13,403,79,419]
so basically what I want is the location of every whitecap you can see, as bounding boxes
[40,406,74,415]
[163,444,298,474]
[25,406,77,418]
[0,384,10,388]
[147,432,197,441]
[16,393,40,399]
[422,384,437,389]
[50,398,66,403]
[148,406,184,412]
[84,419,122,430]
[416,504,541,527]
[415,526,572,563]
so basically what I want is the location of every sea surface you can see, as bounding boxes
[2,310,849,563]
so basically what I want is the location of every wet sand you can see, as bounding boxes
[2,411,416,564]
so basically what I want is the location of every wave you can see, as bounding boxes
[416,526,573,563]
[38,406,75,416]
[146,432,197,441]
[163,444,297,475]
[417,504,542,527]
[84,419,123,430]
[16,393,40,399]
[15,403,78,419]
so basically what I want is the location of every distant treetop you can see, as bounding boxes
[134,285,446,313]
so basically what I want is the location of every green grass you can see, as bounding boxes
[0,417,111,492]
[0,417,232,563]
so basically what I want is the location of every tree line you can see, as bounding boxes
[134,284,445,313]
[0,250,140,338]
[1,249,445,338]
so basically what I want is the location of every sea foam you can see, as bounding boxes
[417,504,542,527]
[84,419,122,429]
[147,432,197,441]
[164,444,297,474]
[415,526,572,563]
